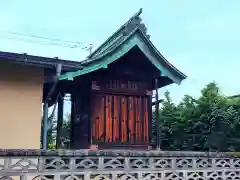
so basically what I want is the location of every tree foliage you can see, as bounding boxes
[41,112,71,149]
[158,82,240,151]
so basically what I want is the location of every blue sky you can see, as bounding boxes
[1,0,240,103]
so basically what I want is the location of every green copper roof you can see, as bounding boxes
[87,8,143,59]
[59,9,187,85]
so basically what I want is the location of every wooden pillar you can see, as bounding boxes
[70,80,92,149]
[70,92,75,149]
[42,103,49,150]
[155,78,160,150]
[56,94,64,149]
[148,95,153,149]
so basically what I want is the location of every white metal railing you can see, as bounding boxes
[0,149,240,179]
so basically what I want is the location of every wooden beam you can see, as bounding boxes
[56,95,64,149]
[148,96,152,147]
[155,78,161,150]
[70,93,75,149]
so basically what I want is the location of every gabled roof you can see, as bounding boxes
[59,9,187,84]
[0,51,83,71]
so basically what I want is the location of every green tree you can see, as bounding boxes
[158,82,240,152]
[160,91,181,150]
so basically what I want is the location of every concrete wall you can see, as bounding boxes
[0,61,44,148]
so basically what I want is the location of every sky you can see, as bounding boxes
[1,0,240,104]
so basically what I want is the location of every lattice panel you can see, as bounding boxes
[1,155,240,179]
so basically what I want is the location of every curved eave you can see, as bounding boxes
[137,29,187,81]
[59,29,187,85]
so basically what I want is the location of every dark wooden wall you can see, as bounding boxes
[70,47,163,149]
[71,77,91,149]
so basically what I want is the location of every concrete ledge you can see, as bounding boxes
[0,149,240,157]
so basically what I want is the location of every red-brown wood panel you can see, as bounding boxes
[98,96,104,141]
[121,96,127,143]
[135,97,140,142]
[113,96,119,141]
[143,97,149,143]
[105,95,112,142]
[109,96,113,142]
[128,96,134,143]
[91,93,149,145]
[91,94,101,141]
[138,96,142,142]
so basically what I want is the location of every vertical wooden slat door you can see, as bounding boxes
[121,96,127,143]
[128,97,134,143]
[105,95,111,142]
[113,96,119,142]
[91,93,149,145]
[143,97,149,143]
[91,94,105,142]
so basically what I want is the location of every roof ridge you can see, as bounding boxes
[80,27,139,65]
[87,8,143,59]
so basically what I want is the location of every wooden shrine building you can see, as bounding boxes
[43,9,187,149]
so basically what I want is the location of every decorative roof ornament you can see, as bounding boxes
[122,8,150,38]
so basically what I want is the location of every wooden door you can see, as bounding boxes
[91,93,149,145]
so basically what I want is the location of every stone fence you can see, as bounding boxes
[0,149,240,179]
